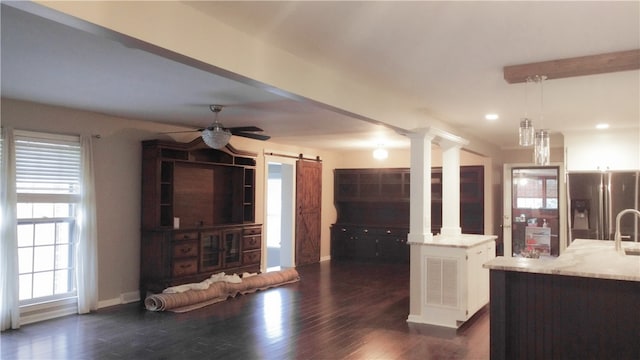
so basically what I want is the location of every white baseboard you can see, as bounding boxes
[320,255,331,262]
[121,290,141,304]
[98,291,140,309]
[18,291,142,326]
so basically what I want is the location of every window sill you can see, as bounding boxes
[20,296,78,326]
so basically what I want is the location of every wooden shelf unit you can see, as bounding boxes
[140,138,262,296]
[331,166,484,263]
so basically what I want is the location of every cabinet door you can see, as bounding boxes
[377,234,409,263]
[223,229,242,268]
[466,242,494,315]
[331,227,349,259]
[353,233,378,260]
[200,231,223,271]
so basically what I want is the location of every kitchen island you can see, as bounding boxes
[484,239,640,360]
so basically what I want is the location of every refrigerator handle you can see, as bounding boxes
[599,175,608,240]
[603,173,612,240]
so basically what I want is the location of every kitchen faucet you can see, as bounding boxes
[614,209,640,252]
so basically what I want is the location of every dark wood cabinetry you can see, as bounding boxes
[431,165,485,234]
[332,166,484,263]
[140,138,262,295]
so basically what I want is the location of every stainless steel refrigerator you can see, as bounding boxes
[567,171,640,243]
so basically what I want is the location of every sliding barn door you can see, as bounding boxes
[295,159,322,266]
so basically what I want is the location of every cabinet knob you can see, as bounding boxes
[180,263,192,269]
[183,235,189,239]
[181,247,191,254]
[386,230,391,234]
[341,228,346,232]
[363,229,368,233]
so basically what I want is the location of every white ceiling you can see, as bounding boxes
[2,1,639,151]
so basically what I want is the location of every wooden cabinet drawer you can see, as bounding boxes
[172,241,198,258]
[172,258,197,277]
[242,250,261,265]
[243,227,262,236]
[242,235,261,250]
[173,231,198,241]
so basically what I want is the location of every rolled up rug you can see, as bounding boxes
[144,268,300,312]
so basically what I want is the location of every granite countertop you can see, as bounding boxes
[484,239,640,282]
[409,233,497,248]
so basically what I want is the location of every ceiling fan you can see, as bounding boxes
[166,105,270,149]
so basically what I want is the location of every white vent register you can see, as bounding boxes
[425,257,458,308]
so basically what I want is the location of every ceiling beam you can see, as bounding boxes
[503,49,640,84]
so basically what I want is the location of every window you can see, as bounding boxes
[513,168,559,210]
[14,131,81,304]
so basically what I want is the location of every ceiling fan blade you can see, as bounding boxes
[227,126,264,132]
[159,129,203,134]
[233,132,271,141]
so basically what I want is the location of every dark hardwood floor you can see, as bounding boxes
[1,261,489,359]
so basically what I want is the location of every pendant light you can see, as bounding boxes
[518,77,535,147]
[533,75,550,166]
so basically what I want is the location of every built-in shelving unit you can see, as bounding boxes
[331,166,484,263]
[140,138,262,296]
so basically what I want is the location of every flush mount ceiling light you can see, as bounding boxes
[485,113,499,121]
[373,145,388,160]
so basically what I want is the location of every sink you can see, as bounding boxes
[624,248,640,256]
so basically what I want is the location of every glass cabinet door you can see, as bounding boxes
[200,231,222,271]
[223,229,242,267]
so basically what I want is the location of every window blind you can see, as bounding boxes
[14,130,81,198]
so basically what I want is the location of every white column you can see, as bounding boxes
[407,129,435,244]
[407,128,434,321]
[440,140,462,236]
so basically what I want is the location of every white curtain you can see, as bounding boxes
[0,128,20,331]
[75,135,98,314]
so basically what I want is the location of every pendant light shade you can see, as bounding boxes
[534,129,550,166]
[201,124,232,149]
[519,118,535,146]
[201,105,232,149]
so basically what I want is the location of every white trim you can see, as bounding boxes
[320,255,331,262]
[98,291,141,309]
[120,291,141,304]
[19,297,78,326]
[14,129,80,143]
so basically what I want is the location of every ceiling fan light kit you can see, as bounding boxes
[202,124,232,149]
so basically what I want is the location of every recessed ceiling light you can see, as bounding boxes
[596,123,610,130]
[485,113,499,121]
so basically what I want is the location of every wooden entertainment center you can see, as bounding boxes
[140,138,262,296]
[331,166,484,263]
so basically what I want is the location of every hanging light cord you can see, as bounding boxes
[539,75,544,129]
